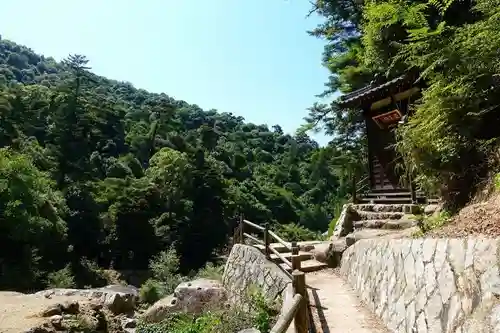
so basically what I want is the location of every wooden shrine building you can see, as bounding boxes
[337,70,427,204]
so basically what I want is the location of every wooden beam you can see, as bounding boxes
[270,294,303,333]
[243,219,265,231]
[268,230,292,251]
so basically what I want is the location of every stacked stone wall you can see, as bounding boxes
[222,244,291,303]
[340,238,500,332]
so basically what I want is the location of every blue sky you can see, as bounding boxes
[1,0,334,145]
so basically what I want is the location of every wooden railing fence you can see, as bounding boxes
[233,217,309,333]
[351,174,369,204]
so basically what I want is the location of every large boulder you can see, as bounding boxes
[331,204,357,239]
[312,239,347,267]
[311,242,332,263]
[141,279,227,323]
[34,285,138,315]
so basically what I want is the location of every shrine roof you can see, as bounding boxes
[337,72,419,108]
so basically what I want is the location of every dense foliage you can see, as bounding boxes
[307,0,500,208]
[0,37,352,291]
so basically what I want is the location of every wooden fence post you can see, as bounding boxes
[292,270,308,333]
[263,223,270,259]
[239,215,244,244]
[291,254,301,271]
[291,241,300,271]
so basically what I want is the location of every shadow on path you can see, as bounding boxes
[308,287,330,333]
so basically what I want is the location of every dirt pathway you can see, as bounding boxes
[306,269,389,333]
[0,292,89,333]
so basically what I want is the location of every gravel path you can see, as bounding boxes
[306,269,389,333]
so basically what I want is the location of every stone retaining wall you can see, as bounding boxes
[340,238,500,333]
[222,244,291,303]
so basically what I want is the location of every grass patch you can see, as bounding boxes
[195,262,224,281]
[412,211,451,237]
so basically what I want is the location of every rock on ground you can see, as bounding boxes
[34,285,138,315]
[312,242,332,263]
[141,279,227,323]
[0,285,139,333]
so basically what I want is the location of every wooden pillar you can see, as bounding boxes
[365,115,375,191]
[239,215,244,244]
[291,241,300,270]
[292,270,308,333]
[263,223,270,259]
[292,254,301,271]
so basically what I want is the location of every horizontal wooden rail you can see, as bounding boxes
[268,230,292,251]
[356,175,369,188]
[243,232,265,245]
[269,246,292,268]
[243,219,265,231]
[270,293,303,333]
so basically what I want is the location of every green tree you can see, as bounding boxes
[0,148,67,290]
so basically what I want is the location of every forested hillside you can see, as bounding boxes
[0,36,354,291]
[307,0,500,209]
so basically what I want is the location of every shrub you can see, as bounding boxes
[137,286,279,333]
[275,223,321,242]
[137,313,219,333]
[248,288,279,333]
[412,211,451,237]
[149,247,182,294]
[46,264,76,288]
[139,278,166,305]
[195,262,224,281]
[72,257,121,288]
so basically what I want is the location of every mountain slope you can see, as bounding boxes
[0,37,350,291]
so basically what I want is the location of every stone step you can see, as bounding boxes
[368,188,425,194]
[353,219,418,230]
[345,227,419,246]
[364,192,413,198]
[353,204,420,213]
[280,259,328,273]
[359,197,416,204]
[269,251,313,263]
[355,211,405,221]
